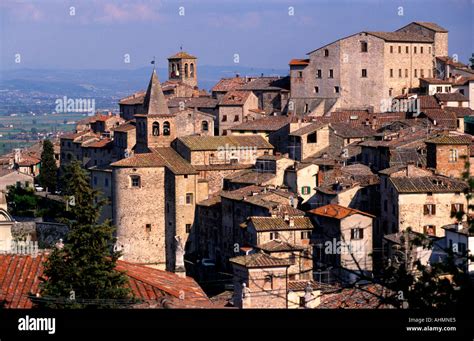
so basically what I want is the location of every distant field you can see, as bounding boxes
[0,113,88,155]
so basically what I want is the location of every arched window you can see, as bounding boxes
[190,63,195,77]
[202,120,208,132]
[163,121,171,136]
[184,63,189,78]
[152,122,160,136]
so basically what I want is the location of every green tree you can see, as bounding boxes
[39,161,132,308]
[6,185,38,217]
[38,139,58,193]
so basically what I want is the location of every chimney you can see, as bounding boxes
[406,162,415,177]
[288,218,294,227]
[456,222,463,231]
[284,213,290,222]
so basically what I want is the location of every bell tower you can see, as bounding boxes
[168,51,197,88]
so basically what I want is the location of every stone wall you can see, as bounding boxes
[112,166,167,269]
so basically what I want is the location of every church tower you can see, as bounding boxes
[168,51,198,88]
[135,69,175,153]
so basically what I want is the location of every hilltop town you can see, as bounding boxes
[0,22,473,309]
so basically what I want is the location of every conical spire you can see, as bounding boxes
[143,69,170,115]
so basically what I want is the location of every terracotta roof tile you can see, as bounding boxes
[168,51,197,59]
[425,134,472,145]
[412,22,448,32]
[152,147,197,175]
[289,59,310,66]
[390,176,467,193]
[258,240,306,252]
[230,116,291,132]
[230,252,292,268]
[435,92,469,102]
[212,77,248,92]
[219,90,252,106]
[308,204,374,219]
[178,135,273,151]
[111,152,167,168]
[245,216,313,231]
[420,78,453,85]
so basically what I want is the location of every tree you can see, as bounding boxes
[38,139,58,193]
[39,161,132,308]
[6,185,38,217]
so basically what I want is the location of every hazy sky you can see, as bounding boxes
[0,0,472,70]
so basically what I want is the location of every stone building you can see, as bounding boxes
[0,169,34,192]
[425,134,472,178]
[112,121,136,160]
[229,115,292,154]
[383,175,467,237]
[237,76,291,114]
[167,51,198,89]
[289,22,449,112]
[289,123,330,161]
[211,76,249,101]
[111,147,200,271]
[308,204,374,284]
[134,70,214,152]
[217,90,259,135]
[174,135,273,193]
[89,165,113,223]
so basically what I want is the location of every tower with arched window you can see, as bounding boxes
[168,51,197,88]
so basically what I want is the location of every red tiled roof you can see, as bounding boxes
[435,92,469,102]
[289,59,310,66]
[0,254,212,309]
[111,152,167,168]
[230,115,291,132]
[418,95,441,109]
[119,91,146,105]
[422,109,457,129]
[212,77,247,92]
[219,90,252,106]
[308,204,374,219]
[230,252,292,268]
[17,156,41,167]
[82,138,112,149]
[168,51,197,59]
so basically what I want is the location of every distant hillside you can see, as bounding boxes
[0,65,288,96]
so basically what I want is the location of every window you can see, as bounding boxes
[389,88,393,97]
[301,231,311,239]
[264,275,273,289]
[307,132,317,143]
[316,69,322,78]
[163,121,170,136]
[334,86,340,93]
[202,121,209,131]
[414,69,418,78]
[420,46,423,54]
[390,69,393,78]
[93,176,98,185]
[146,224,151,232]
[186,193,193,205]
[361,41,368,52]
[406,46,409,53]
[104,178,109,187]
[420,69,424,78]
[362,69,367,78]
[405,69,408,78]
[351,228,364,240]
[449,149,458,163]
[460,89,465,95]
[398,46,401,53]
[328,69,334,78]
[186,224,191,233]
[445,86,450,92]
[184,63,189,78]
[299,297,305,307]
[451,203,464,214]
[152,122,160,136]
[269,232,279,240]
[190,63,195,77]
[424,225,436,236]
[436,86,443,93]
[234,115,239,122]
[390,46,393,53]
[301,186,311,195]
[298,71,303,78]
[324,49,329,57]
[222,115,227,122]
[398,69,402,78]
[424,204,436,215]
[414,46,417,54]
[131,175,141,188]
[314,86,319,93]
